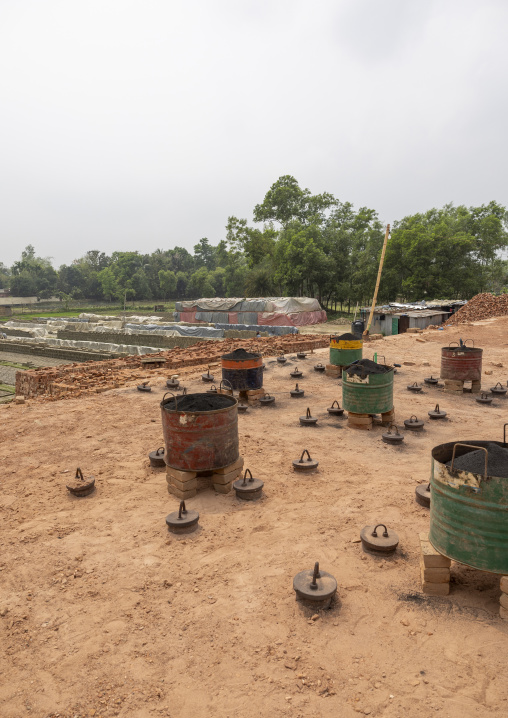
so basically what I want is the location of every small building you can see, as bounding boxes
[360,307,451,335]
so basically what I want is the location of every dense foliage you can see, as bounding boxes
[2,177,507,307]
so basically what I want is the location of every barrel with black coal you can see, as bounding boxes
[342,358,394,415]
[160,392,239,472]
[329,332,363,367]
[221,348,263,391]
[429,439,508,573]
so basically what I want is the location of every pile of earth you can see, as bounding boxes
[221,348,261,360]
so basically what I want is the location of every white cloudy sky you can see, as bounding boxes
[1,0,507,267]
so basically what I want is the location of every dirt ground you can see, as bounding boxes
[1,318,508,718]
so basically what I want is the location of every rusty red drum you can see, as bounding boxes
[441,343,483,382]
[160,392,239,472]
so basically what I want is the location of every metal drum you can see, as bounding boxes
[160,392,239,472]
[329,335,363,367]
[221,348,263,391]
[342,363,394,415]
[429,438,508,574]
[441,342,483,382]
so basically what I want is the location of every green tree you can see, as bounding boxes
[253,175,336,227]
[158,269,177,299]
[98,267,119,301]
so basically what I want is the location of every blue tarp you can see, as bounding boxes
[237,312,259,324]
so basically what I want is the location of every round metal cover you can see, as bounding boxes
[360,524,399,554]
[137,383,151,392]
[277,355,287,364]
[166,501,199,533]
[290,368,303,378]
[300,408,318,426]
[314,363,325,372]
[149,447,166,467]
[206,385,218,394]
[476,393,493,404]
[407,383,422,393]
[293,449,318,471]
[490,383,507,395]
[297,352,307,359]
[327,400,344,416]
[293,562,337,603]
[166,378,179,389]
[428,404,447,420]
[66,468,95,497]
[201,371,214,382]
[382,424,404,444]
[415,483,431,508]
[424,376,439,385]
[260,394,275,405]
[404,415,424,430]
[233,469,264,499]
[290,383,304,397]
[237,402,249,413]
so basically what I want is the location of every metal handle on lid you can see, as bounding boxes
[409,415,418,422]
[156,447,165,456]
[299,449,312,462]
[306,408,312,419]
[371,524,389,538]
[331,400,340,408]
[450,443,488,479]
[178,501,187,519]
[242,469,253,486]
[463,339,474,347]
[220,378,233,392]
[448,341,459,348]
[75,468,84,481]
[310,561,321,590]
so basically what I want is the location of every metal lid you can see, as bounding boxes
[293,562,337,602]
[415,483,431,508]
[327,400,344,416]
[237,402,249,413]
[407,382,422,393]
[66,468,95,497]
[292,449,318,471]
[490,383,507,395]
[149,447,166,467]
[201,369,214,382]
[290,383,304,397]
[360,524,399,553]
[300,408,318,425]
[260,394,275,404]
[290,367,303,378]
[424,376,438,385]
[233,469,264,494]
[476,393,493,404]
[382,424,404,444]
[428,404,447,419]
[404,415,424,430]
[165,501,199,530]
[137,382,151,392]
[314,364,325,372]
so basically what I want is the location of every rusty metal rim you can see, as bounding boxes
[160,392,238,415]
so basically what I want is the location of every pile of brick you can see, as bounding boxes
[419,532,451,596]
[15,334,329,401]
[166,457,244,499]
[445,293,508,325]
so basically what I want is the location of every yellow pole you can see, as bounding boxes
[364,223,390,336]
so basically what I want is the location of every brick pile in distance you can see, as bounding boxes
[15,335,329,401]
[445,293,508,325]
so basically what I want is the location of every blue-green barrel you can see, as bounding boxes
[429,441,508,573]
[342,365,394,414]
[329,337,363,366]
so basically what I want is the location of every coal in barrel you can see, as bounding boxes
[221,348,263,391]
[429,439,508,574]
[342,358,394,415]
[329,332,363,367]
[160,392,239,472]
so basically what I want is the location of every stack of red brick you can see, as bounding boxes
[15,335,329,401]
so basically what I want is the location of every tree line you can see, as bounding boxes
[1,176,507,309]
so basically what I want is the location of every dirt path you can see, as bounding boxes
[1,320,508,718]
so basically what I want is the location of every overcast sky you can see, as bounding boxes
[1,0,507,268]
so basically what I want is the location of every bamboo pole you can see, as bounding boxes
[364,224,390,336]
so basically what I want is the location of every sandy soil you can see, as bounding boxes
[1,318,508,718]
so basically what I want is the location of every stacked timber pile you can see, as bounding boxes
[445,293,508,325]
[15,334,329,401]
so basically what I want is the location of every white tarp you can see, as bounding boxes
[177,296,321,313]
[2,336,160,355]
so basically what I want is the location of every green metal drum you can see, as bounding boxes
[330,337,363,366]
[429,440,508,574]
[341,365,394,414]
